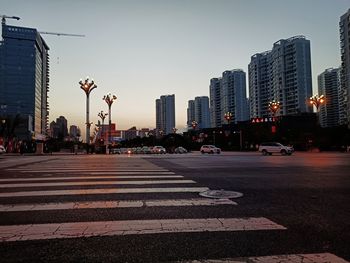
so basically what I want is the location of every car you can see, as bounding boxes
[200,145,221,154]
[258,142,294,155]
[141,146,152,154]
[110,148,121,154]
[0,145,6,154]
[152,146,166,154]
[174,146,188,154]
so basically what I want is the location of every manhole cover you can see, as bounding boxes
[199,189,243,199]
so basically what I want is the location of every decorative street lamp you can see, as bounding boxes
[103,93,117,146]
[309,95,325,112]
[98,110,108,143]
[224,112,233,124]
[268,100,280,117]
[191,120,198,130]
[309,94,325,126]
[79,77,97,146]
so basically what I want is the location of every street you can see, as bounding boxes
[0,152,349,262]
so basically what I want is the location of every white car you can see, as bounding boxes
[0,145,6,154]
[200,145,221,154]
[152,146,166,154]
[258,142,293,155]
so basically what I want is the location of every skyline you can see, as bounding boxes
[2,0,349,132]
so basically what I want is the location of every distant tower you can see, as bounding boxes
[318,68,341,127]
[220,69,249,125]
[155,94,175,135]
[187,97,210,130]
[187,100,195,128]
[209,78,221,127]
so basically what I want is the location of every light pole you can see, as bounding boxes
[224,111,233,125]
[191,120,198,130]
[103,93,117,147]
[309,95,325,112]
[98,110,108,143]
[79,77,97,148]
[309,95,325,126]
[268,100,280,117]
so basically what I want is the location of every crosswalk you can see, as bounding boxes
[0,155,348,262]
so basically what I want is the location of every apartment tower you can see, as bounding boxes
[155,94,175,135]
[249,36,312,118]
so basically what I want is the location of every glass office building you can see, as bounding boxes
[0,23,49,140]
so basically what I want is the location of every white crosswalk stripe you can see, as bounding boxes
[179,253,350,263]
[1,156,346,262]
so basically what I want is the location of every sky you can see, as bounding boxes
[2,0,350,135]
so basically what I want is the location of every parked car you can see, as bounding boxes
[258,142,294,155]
[141,146,152,154]
[174,146,188,154]
[110,148,121,154]
[152,146,166,154]
[200,145,221,154]
[0,145,6,154]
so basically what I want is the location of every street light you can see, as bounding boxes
[268,100,280,117]
[79,77,97,147]
[98,110,108,143]
[309,94,325,126]
[224,112,233,124]
[103,93,117,147]
[309,95,325,112]
[191,120,198,130]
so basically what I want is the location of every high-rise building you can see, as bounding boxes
[209,70,249,128]
[209,78,221,128]
[0,23,49,140]
[195,96,210,129]
[248,51,272,118]
[69,125,81,139]
[56,116,68,138]
[187,96,210,130]
[187,100,195,128]
[318,68,341,127]
[155,94,175,135]
[249,36,312,118]
[220,69,249,125]
[340,9,350,127]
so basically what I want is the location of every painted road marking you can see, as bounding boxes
[0,175,184,182]
[180,253,350,263]
[0,217,286,242]
[0,187,209,197]
[0,198,237,212]
[0,180,196,188]
[9,170,175,173]
[7,168,170,172]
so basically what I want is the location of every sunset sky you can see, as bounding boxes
[2,0,349,134]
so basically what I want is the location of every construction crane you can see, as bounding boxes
[1,15,20,25]
[39,31,85,37]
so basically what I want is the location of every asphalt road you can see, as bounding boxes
[0,151,349,262]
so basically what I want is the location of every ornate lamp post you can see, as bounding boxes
[309,95,325,126]
[309,95,325,112]
[191,120,198,130]
[79,77,97,146]
[224,111,233,124]
[98,110,108,143]
[103,93,117,146]
[268,100,280,117]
